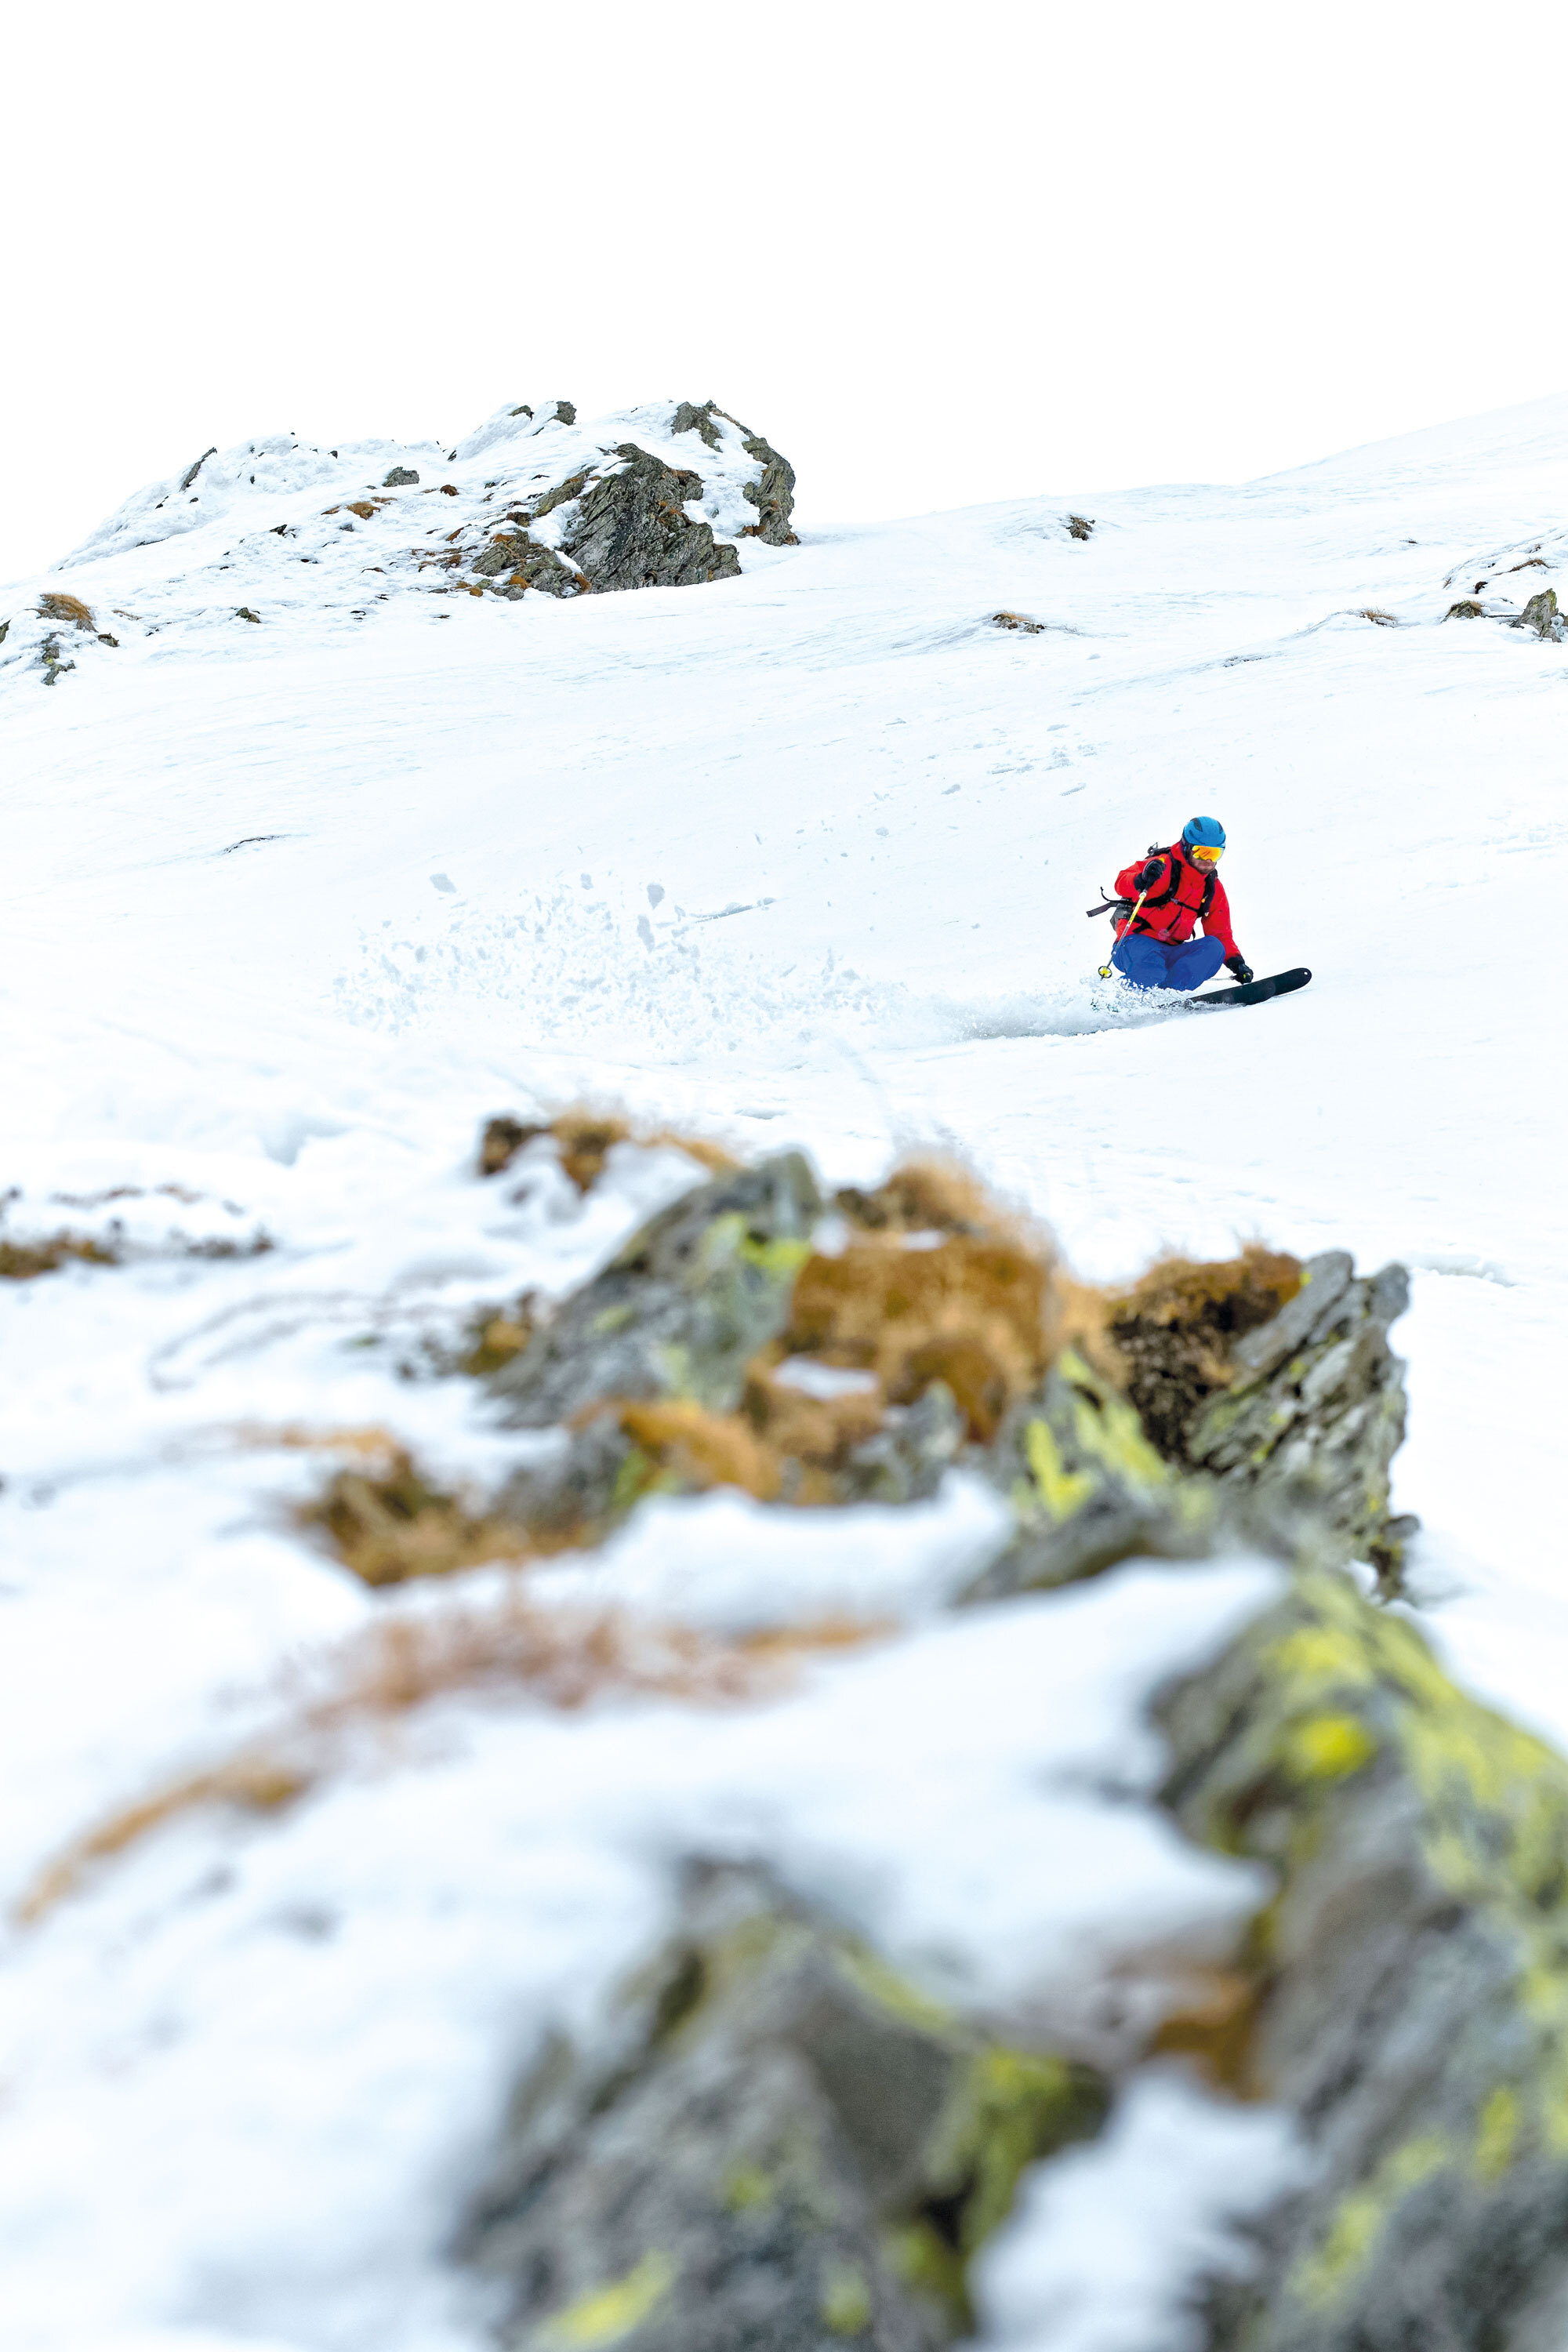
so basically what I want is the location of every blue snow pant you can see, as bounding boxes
[1111,933,1227,992]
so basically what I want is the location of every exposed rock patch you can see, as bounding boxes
[671,401,798,544]
[489,1152,822,1429]
[1105,1248,1304,1459]
[469,532,584,600]
[313,1141,1417,1590]
[1515,586,1565,640]
[1180,1250,1416,1583]
[0,1229,116,1279]
[38,590,95,630]
[561,447,742,593]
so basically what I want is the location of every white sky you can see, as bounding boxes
[5,0,1566,581]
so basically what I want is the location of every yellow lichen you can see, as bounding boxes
[1058,1352,1171,1489]
[1291,2132,1452,2307]
[820,2259,873,2335]
[538,2251,677,2347]
[935,2045,1091,2252]
[1474,2085,1520,2182]
[1281,1714,1378,1782]
[833,1943,956,2037]
[1022,1418,1096,1523]
[721,2164,775,2212]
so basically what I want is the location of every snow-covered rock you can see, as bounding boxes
[0,397,797,689]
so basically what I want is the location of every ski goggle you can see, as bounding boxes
[1187,842,1224,866]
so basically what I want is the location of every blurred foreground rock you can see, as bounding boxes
[296,1126,1568,2350]
[358,1147,1417,1588]
[1159,1568,1568,2352]
[459,1863,1104,2352]
[970,1247,1415,1600]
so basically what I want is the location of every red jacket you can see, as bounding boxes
[1114,844,1240,959]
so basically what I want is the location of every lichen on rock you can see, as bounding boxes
[1180,1250,1417,1583]
[1514,586,1565,640]
[488,1152,823,1429]
[670,400,798,545]
[457,1862,1105,2351]
[561,446,742,593]
[966,1347,1217,1600]
[1156,1567,1568,2352]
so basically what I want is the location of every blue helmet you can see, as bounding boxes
[1181,815,1225,850]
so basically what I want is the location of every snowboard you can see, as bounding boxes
[1189,966,1312,1010]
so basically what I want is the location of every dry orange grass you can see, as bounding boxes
[615,1399,782,1502]
[786,1156,1058,1442]
[1149,1964,1264,2095]
[479,1109,738,1192]
[296,1445,539,1587]
[784,1235,1051,1443]
[1100,1247,1303,1458]
[835,1156,1031,1242]
[0,1230,116,1279]
[742,1363,885,1483]
[461,1308,535,1375]
[17,1594,877,1923]
[37,590,94,629]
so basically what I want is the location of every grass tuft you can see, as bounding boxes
[17,1595,870,1923]
[479,1109,737,1192]
[37,590,94,629]
[296,1444,539,1586]
[1102,1247,1302,1459]
[0,1230,116,1279]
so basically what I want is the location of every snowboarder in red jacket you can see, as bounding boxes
[1109,816,1254,991]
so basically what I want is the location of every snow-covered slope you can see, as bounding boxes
[1,392,1566,2350]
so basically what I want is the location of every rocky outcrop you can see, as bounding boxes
[11,401,797,666]
[410,1155,1407,1592]
[969,1249,1414,1601]
[458,1863,1105,2352]
[1515,586,1565,640]
[1158,1568,1568,2352]
[1180,1251,1416,1580]
[489,1153,822,1428]
[671,401,798,545]
[469,531,584,600]
[964,1348,1217,1601]
[561,447,742,593]
[481,1153,1055,1538]
[739,434,798,547]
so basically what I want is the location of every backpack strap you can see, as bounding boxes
[1131,850,1213,931]
[1141,849,1183,909]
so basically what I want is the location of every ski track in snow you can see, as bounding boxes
[1,394,1566,2349]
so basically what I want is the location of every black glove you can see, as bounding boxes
[1135,858,1165,891]
[1225,956,1254,983]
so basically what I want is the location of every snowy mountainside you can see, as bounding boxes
[0,390,1566,2351]
[1,394,794,690]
